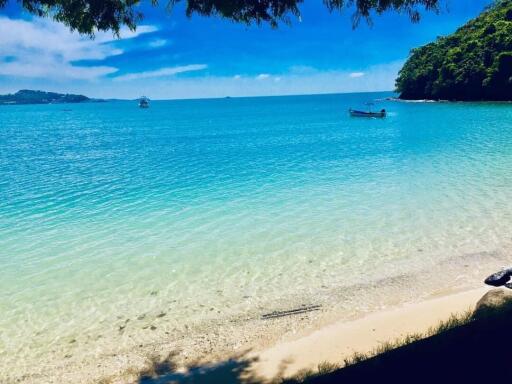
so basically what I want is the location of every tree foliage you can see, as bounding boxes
[0,0,440,35]
[396,0,512,101]
[0,90,92,105]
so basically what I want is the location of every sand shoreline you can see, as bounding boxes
[249,287,489,381]
[3,263,501,384]
[105,285,494,384]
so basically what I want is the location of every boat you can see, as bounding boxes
[349,102,386,118]
[349,109,386,118]
[138,96,150,108]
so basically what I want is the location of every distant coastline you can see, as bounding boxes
[388,97,512,104]
[0,89,105,105]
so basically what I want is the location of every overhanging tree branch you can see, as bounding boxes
[0,0,441,36]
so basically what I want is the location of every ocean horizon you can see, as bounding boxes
[102,90,398,102]
[1,91,512,381]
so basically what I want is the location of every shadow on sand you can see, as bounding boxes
[136,352,267,384]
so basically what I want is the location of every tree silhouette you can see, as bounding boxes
[0,0,441,36]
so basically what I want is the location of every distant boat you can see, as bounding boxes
[349,109,386,118]
[349,102,386,118]
[139,96,150,108]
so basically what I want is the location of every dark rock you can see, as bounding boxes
[473,289,512,319]
[484,268,512,287]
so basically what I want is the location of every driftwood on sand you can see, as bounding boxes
[261,304,322,320]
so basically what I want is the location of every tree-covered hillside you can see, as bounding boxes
[0,90,97,105]
[396,0,512,101]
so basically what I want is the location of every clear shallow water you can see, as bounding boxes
[1,92,512,378]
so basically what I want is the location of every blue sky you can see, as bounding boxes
[0,0,492,99]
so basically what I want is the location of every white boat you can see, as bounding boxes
[139,96,150,108]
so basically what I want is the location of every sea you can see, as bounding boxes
[1,92,512,380]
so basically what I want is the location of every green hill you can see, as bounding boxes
[0,90,101,105]
[396,0,512,101]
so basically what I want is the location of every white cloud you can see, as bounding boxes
[349,72,365,78]
[125,61,402,100]
[114,64,207,81]
[0,17,157,80]
[256,73,270,80]
[233,74,241,80]
[149,39,168,48]
[10,60,402,100]
[0,61,117,80]
[110,25,158,41]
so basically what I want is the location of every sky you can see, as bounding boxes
[0,0,493,99]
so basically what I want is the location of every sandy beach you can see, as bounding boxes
[4,252,506,384]
[111,285,494,384]
[250,287,489,380]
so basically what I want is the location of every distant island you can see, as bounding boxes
[0,90,104,105]
[396,0,512,101]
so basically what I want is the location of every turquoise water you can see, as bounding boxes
[2,92,512,379]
